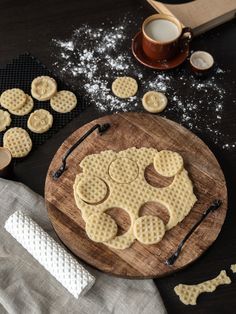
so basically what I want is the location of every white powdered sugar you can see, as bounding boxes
[51,17,235,151]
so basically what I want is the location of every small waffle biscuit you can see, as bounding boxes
[27,109,53,134]
[9,94,34,116]
[50,90,77,113]
[0,88,26,110]
[76,176,108,204]
[109,157,139,183]
[85,213,118,242]
[31,76,57,101]
[112,76,138,98]
[174,270,231,305]
[142,91,167,113]
[133,215,165,244]
[154,150,183,177]
[3,127,32,158]
[0,110,11,132]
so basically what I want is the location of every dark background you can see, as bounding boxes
[1,0,236,313]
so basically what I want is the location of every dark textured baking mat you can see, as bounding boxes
[0,53,88,149]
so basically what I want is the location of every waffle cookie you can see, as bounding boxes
[27,109,53,134]
[174,270,231,305]
[0,109,11,132]
[85,213,118,242]
[9,94,34,116]
[3,127,32,158]
[50,90,77,113]
[154,150,184,177]
[0,88,26,110]
[133,215,165,245]
[74,147,197,249]
[142,91,168,113]
[112,76,138,98]
[31,76,57,101]
[76,175,108,204]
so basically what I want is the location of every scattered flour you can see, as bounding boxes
[51,17,235,151]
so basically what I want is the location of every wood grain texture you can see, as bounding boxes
[45,113,227,278]
[147,0,236,36]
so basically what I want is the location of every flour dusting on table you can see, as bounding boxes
[51,17,235,151]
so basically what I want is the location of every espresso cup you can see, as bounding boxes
[0,147,12,178]
[142,14,192,62]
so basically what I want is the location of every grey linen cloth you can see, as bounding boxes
[0,178,166,314]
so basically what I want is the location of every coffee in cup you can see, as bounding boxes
[142,14,192,62]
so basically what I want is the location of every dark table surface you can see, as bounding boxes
[1,0,236,313]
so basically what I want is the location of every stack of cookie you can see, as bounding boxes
[0,76,78,158]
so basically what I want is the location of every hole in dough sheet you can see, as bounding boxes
[139,202,170,225]
[144,164,173,188]
[106,207,131,236]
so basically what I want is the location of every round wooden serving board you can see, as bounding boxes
[45,113,227,278]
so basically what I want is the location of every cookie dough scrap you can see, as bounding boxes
[174,270,231,305]
[112,76,138,98]
[0,110,11,132]
[74,147,197,249]
[27,109,53,134]
[0,88,26,110]
[230,264,236,272]
[50,90,77,113]
[142,91,168,113]
[31,76,57,101]
[3,127,32,158]
[9,94,34,116]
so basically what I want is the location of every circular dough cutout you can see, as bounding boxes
[9,94,34,116]
[133,215,165,245]
[31,76,57,101]
[112,76,138,99]
[77,176,108,204]
[3,127,32,158]
[86,213,118,242]
[109,157,139,183]
[27,109,53,134]
[0,88,26,110]
[154,150,183,177]
[142,91,167,113]
[50,90,77,113]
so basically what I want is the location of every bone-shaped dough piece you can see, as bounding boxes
[174,270,231,305]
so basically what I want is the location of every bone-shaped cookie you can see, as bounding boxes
[174,270,231,305]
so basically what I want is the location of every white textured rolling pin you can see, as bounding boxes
[4,210,95,299]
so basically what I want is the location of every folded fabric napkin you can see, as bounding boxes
[0,178,167,314]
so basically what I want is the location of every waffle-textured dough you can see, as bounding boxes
[154,150,184,177]
[3,127,32,158]
[76,176,108,204]
[0,88,26,110]
[142,91,168,113]
[85,213,118,242]
[9,94,34,116]
[31,76,57,101]
[0,109,11,132]
[174,270,231,305]
[50,90,77,113]
[74,147,197,249]
[133,215,165,245]
[112,76,138,98]
[27,109,53,133]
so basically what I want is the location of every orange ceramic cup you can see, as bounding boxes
[142,14,192,62]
